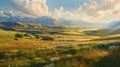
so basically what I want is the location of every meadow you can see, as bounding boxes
[0,22,120,67]
[0,41,120,67]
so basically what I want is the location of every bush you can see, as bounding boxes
[14,37,18,41]
[24,33,30,36]
[67,48,78,54]
[29,58,47,67]
[0,52,5,59]
[41,36,54,41]
[35,35,40,39]
[17,50,36,59]
[15,33,23,38]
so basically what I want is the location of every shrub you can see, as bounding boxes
[35,35,40,39]
[29,58,47,67]
[41,36,54,41]
[0,52,5,59]
[24,33,30,36]
[15,33,23,38]
[14,37,18,41]
[67,48,78,54]
[17,50,36,59]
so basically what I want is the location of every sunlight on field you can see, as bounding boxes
[0,29,16,42]
[81,50,109,59]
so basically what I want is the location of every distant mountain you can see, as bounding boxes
[0,15,97,27]
[59,18,97,27]
[0,16,56,26]
[32,16,56,26]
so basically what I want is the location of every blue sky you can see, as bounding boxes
[0,0,11,11]
[47,0,90,11]
[0,0,100,12]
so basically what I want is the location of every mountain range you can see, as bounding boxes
[0,15,99,27]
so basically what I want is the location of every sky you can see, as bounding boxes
[0,0,120,23]
[0,0,100,12]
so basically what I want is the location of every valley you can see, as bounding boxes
[0,21,120,67]
[0,0,120,67]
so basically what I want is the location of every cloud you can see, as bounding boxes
[7,0,49,17]
[4,0,120,23]
[0,11,5,16]
[77,0,120,22]
[51,0,120,23]
[51,7,64,19]
[0,11,14,17]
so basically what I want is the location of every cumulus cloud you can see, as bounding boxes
[0,11,14,17]
[0,11,5,16]
[4,0,120,23]
[77,0,120,22]
[51,7,64,19]
[51,7,81,20]
[51,0,120,23]
[7,0,49,17]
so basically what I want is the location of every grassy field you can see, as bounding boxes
[0,27,120,51]
[0,29,16,42]
[0,23,120,67]
[0,41,120,67]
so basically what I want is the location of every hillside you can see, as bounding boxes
[83,25,120,36]
[0,29,16,42]
[0,21,55,33]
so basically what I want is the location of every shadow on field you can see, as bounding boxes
[94,48,120,67]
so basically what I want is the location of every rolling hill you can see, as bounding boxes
[0,20,120,38]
